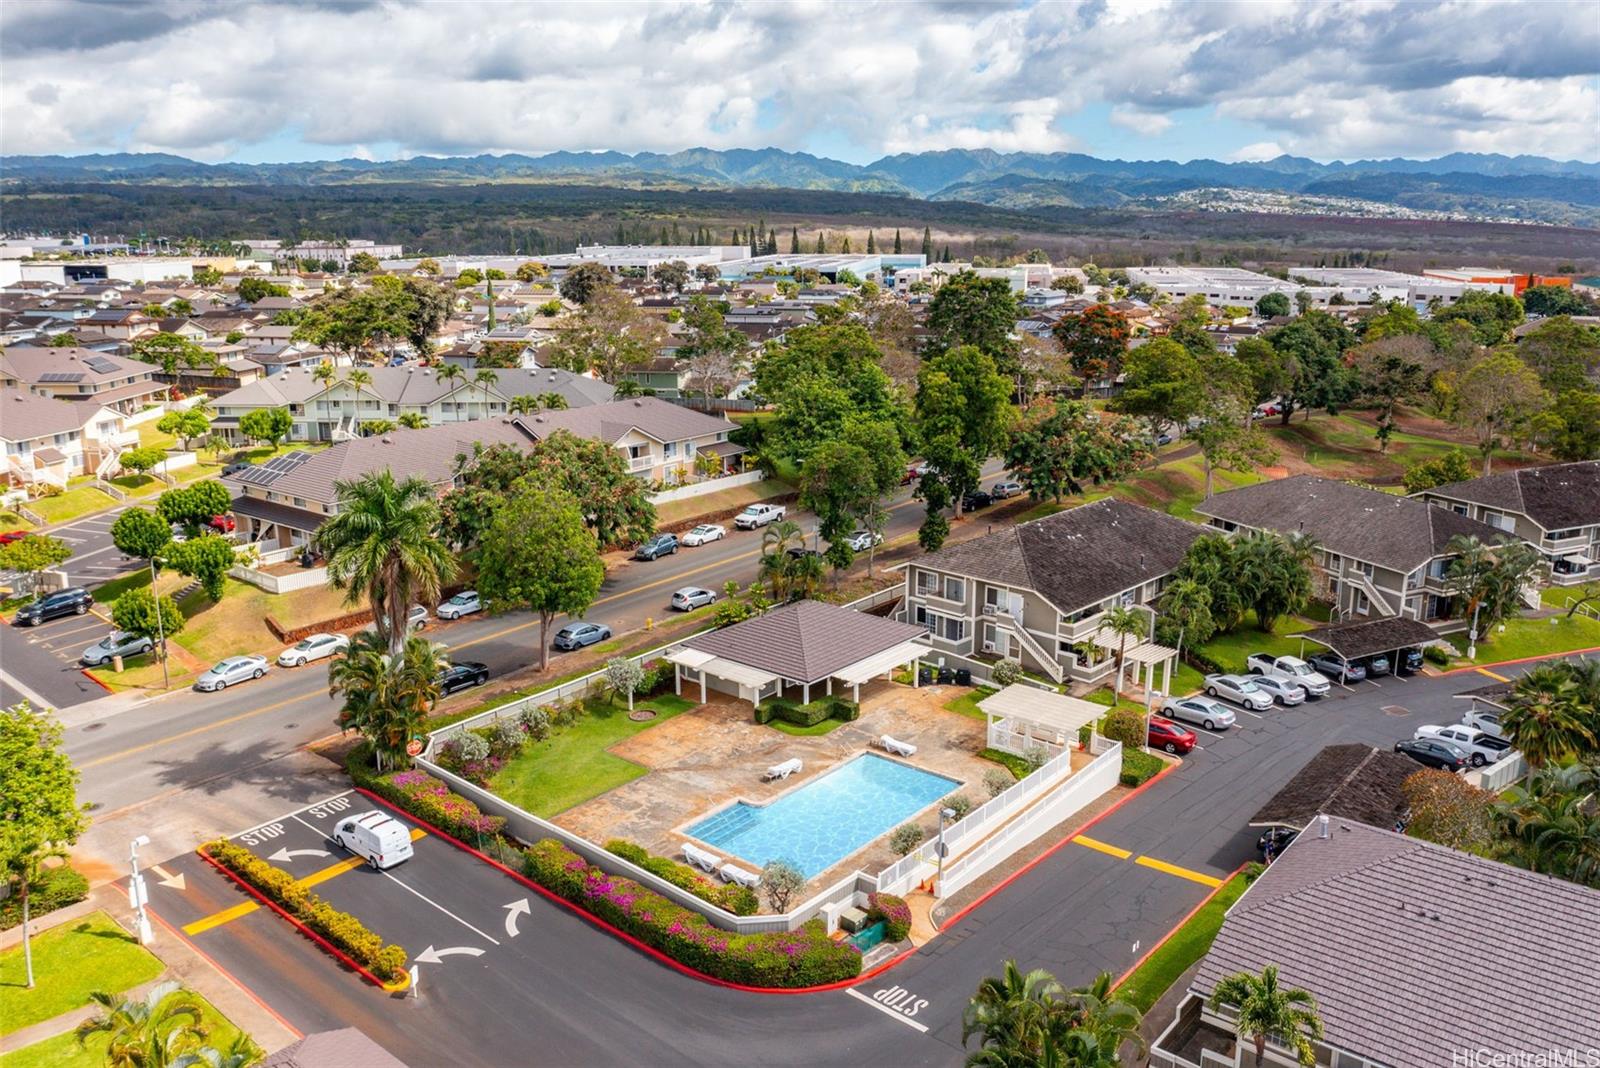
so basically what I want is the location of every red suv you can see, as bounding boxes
[209,514,236,534]
[0,530,29,546]
[1148,715,1197,755]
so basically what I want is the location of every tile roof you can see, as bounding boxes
[1194,819,1600,1066]
[1422,460,1600,533]
[514,396,735,446]
[682,600,929,683]
[915,498,1205,613]
[1196,475,1508,572]
[0,346,152,385]
[1248,745,1415,829]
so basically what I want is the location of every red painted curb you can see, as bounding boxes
[934,753,1183,935]
[195,845,399,991]
[351,786,912,995]
[1111,861,1248,992]
[80,668,113,693]
[147,905,306,1041]
[1441,645,1600,676]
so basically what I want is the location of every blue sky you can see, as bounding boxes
[3,1,1597,165]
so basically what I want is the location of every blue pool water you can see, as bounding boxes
[686,754,959,876]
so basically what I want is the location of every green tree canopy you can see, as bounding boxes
[1521,284,1589,317]
[118,445,167,476]
[157,480,232,531]
[1448,350,1549,475]
[1112,338,1206,429]
[111,507,172,561]
[1349,334,1435,451]
[131,332,213,376]
[237,277,290,303]
[163,534,239,601]
[1516,316,1600,394]
[559,261,613,305]
[1433,289,1525,346]
[1254,292,1291,318]
[1003,399,1145,503]
[238,407,293,448]
[1264,310,1357,424]
[0,535,72,599]
[1053,304,1130,397]
[156,408,212,450]
[111,587,186,659]
[925,270,1020,373]
[755,323,907,462]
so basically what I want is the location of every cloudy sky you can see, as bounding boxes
[3,0,1598,164]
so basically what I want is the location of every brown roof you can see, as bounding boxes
[1422,460,1600,533]
[0,389,107,441]
[1194,820,1600,1066]
[514,396,735,446]
[1299,616,1443,659]
[682,600,928,684]
[261,1027,408,1068]
[1248,744,1416,829]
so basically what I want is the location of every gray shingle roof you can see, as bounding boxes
[212,365,613,410]
[1248,745,1416,829]
[1299,616,1443,659]
[1196,475,1508,572]
[1423,460,1600,533]
[260,1027,408,1068]
[0,346,152,385]
[1194,820,1600,1066]
[915,498,1205,613]
[514,396,735,446]
[0,388,108,441]
[682,600,928,684]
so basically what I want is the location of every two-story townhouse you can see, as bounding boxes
[618,355,694,398]
[210,365,614,443]
[900,498,1204,686]
[1194,475,1516,625]
[78,308,159,340]
[515,397,742,484]
[1414,460,1600,585]
[2,389,135,489]
[0,347,167,414]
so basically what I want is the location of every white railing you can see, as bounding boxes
[648,469,765,504]
[992,615,1064,683]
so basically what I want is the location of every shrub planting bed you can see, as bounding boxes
[525,838,861,987]
[1120,749,1167,786]
[755,695,859,729]
[605,840,759,916]
[203,839,408,983]
[0,865,89,931]
[866,893,911,943]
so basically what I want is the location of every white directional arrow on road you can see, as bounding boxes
[149,864,186,891]
[414,945,486,965]
[503,898,531,938]
[268,847,331,863]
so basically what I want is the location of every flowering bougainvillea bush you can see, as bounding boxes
[866,892,912,943]
[524,839,860,987]
[349,754,508,843]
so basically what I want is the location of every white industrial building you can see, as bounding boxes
[1288,267,1498,306]
[243,239,405,265]
[1126,266,1301,309]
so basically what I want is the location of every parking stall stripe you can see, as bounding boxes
[1133,855,1224,888]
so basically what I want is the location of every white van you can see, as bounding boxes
[331,810,414,870]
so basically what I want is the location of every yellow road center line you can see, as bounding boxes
[80,692,311,768]
[1476,667,1510,682]
[1135,855,1224,887]
[1072,835,1133,859]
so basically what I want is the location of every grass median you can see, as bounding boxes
[0,911,164,1034]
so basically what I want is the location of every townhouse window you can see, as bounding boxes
[943,577,965,602]
[1547,527,1582,541]
[916,571,938,595]
[940,616,965,642]
[664,441,677,459]
[1326,551,1342,570]
[627,444,648,460]
[1450,503,1468,516]
[1354,590,1370,616]
[292,497,307,508]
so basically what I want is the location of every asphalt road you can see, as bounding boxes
[130,659,1551,1068]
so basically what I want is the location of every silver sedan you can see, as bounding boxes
[1164,697,1237,731]
[1247,675,1307,706]
[670,586,717,611]
[81,630,154,666]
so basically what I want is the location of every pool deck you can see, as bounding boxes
[552,680,1017,893]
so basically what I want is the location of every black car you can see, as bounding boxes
[13,587,93,626]
[221,461,252,477]
[1256,827,1298,861]
[962,490,993,511]
[634,533,678,561]
[785,546,822,560]
[436,661,490,696]
[1394,737,1468,772]
[1395,647,1425,675]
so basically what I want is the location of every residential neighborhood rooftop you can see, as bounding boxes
[679,600,929,685]
[1247,744,1417,830]
[1421,459,1600,533]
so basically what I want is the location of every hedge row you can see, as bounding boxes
[348,745,509,843]
[525,839,860,988]
[605,840,759,916]
[204,839,408,982]
[1120,749,1166,787]
[0,866,89,931]
[755,696,859,728]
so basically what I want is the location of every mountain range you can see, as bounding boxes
[5,148,1598,225]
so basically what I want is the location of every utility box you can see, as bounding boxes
[837,906,869,934]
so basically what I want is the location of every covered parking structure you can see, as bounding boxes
[663,600,932,706]
[977,685,1106,757]
[1249,743,1417,835]
[1298,616,1443,673]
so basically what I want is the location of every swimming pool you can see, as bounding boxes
[686,754,959,877]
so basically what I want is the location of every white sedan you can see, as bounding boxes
[843,530,883,552]
[1203,673,1275,712]
[437,591,482,620]
[681,524,727,547]
[1164,697,1237,731]
[277,633,350,667]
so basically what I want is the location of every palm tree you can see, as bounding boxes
[359,418,396,436]
[508,394,539,415]
[1208,965,1324,1067]
[1444,534,1494,629]
[963,961,1063,1066]
[1060,972,1145,1062]
[759,520,806,599]
[75,981,208,1068]
[1496,764,1600,887]
[614,379,642,398]
[397,412,428,430]
[538,391,568,411]
[434,362,465,393]
[1097,605,1147,699]
[312,361,336,387]
[329,631,443,772]
[1502,664,1598,767]
[314,470,457,657]
[473,368,500,415]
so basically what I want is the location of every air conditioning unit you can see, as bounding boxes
[982,603,998,615]
[981,641,997,654]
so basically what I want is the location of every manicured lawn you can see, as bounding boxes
[943,686,997,721]
[1449,612,1600,667]
[768,716,848,736]
[1167,660,1207,698]
[1,992,251,1068]
[0,510,35,533]
[1542,585,1599,611]
[1115,871,1250,1013]
[490,693,697,817]
[0,911,164,1033]
[26,486,118,526]
[105,473,167,499]
[1191,612,1317,674]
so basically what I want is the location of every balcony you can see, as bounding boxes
[626,453,656,473]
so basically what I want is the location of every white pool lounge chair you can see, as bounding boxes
[763,757,802,781]
[880,735,917,758]
[719,862,761,888]
[683,843,722,873]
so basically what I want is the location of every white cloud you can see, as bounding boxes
[0,0,1596,162]
[1229,141,1287,162]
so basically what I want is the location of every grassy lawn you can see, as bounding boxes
[1115,871,1250,1013]
[943,686,997,721]
[1167,660,1207,698]
[0,912,164,1033]
[0,509,36,533]
[656,478,791,526]
[26,486,118,526]
[1542,585,1598,611]
[490,693,697,817]
[1192,612,1317,674]
[768,716,848,736]
[1,992,249,1068]
[105,473,167,499]
[1448,613,1600,667]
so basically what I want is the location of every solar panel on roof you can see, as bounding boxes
[38,372,85,383]
[84,357,121,374]
[234,450,312,487]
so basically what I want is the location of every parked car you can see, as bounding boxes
[209,514,236,534]
[1243,675,1306,707]
[194,654,270,692]
[1394,737,1469,772]
[81,631,154,666]
[1154,431,1175,447]
[168,523,189,544]
[0,529,30,546]
[670,586,717,611]
[785,546,822,560]
[680,524,726,546]
[331,810,413,870]
[220,461,251,477]
[990,480,1024,499]
[406,604,428,631]
[436,591,482,620]
[1256,827,1298,861]
[1245,654,1331,697]
[843,530,882,552]
[436,661,490,696]
[1415,724,1515,767]
[1203,673,1274,711]
[277,633,349,667]
[734,503,785,529]
[1461,708,1505,738]
[553,621,611,651]
[961,490,993,511]
[1361,652,1392,677]
[13,587,93,626]
[1396,647,1425,675]
[1306,651,1366,684]
[1148,715,1197,754]
[634,533,679,561]
[1165,697,1237,731]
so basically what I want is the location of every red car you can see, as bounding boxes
[1148,715,1197,755]
[0,530,29,546]
[209,515,236,534]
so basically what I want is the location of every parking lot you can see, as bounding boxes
[2,607,123,709]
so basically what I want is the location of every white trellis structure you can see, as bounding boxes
[1091,634,1177,698]
[978,685,1107,757]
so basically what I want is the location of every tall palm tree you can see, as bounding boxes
[75,981,208,1068]
[1496,765,1600,887]
[473,368,500,415]
[1097,605,1147,699]
[329,631,444,772]
[434,362,465,393]
[312,361,336,387]
[963,960,1063,1066]
[508,394,539,415]
[314,471,456,656]
[397,412,428,430]
[1503,664,1597,767]
[1208,965,1324,1067]
[759,520,806,599]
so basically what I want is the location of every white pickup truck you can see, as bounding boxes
[734,503,786,530]
[1416,724,1515,768]
[1461,707,1506,739]
[1245,653,1331,698]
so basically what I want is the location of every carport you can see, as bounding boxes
[1298,616,1442,674]
[977,684,1105,757]
[1249,743,1416,833]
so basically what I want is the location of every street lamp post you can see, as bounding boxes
[148,556,168,690]
[128,835,154,945]
[1467,601,1483,661]
[935,806,956,897]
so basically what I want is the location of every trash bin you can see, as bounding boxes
[954,668,972,686]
